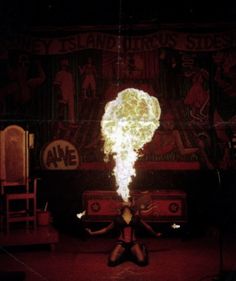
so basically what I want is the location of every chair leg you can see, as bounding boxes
[6,198,9,233]
[0,200,3,232]
[0,215,3,232]
[3,193,37,233]
[33,197,37,230]
[26,198,29,230]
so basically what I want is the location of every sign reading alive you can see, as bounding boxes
[41,139,79,170]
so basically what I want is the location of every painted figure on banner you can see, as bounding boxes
[119,53,144,81]
[85,198,162,267]
[0,53,45,117]
[184,67,209,123]
[195,132,215,169]
[212,51,236,169]
[53,58,76,124]
[159,49,181,99]
[79,57,97,99]
[145,112,198,157]
[126,53,144,79]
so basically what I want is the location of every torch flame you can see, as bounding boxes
[101,88,161,202]
[76,210,86,219]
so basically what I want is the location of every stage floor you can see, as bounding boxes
[0,226,59,250]
[0,229,236,281]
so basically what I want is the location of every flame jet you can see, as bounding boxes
[101,88,161,201]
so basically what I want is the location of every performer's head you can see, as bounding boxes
[120,197,136,215]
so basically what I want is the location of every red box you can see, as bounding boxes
[83,190,187,223]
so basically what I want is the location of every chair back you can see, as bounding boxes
[0,125,29,186]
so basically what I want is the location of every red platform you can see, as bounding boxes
[83,190,187,223]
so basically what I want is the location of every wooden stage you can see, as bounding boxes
[0,226,59,250]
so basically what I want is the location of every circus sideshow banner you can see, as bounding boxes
[0,29,236,170]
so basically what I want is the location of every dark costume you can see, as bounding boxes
[114,214,141,244]
[86,205,159,267]
[108,211,152,266]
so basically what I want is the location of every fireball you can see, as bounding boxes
[101,88,161,201]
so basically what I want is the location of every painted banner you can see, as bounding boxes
[0,28,236,170]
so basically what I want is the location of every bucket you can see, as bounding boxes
[37,211,50,226]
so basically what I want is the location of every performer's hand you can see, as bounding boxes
[85,228,93,235]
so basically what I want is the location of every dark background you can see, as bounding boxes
[1,0,236,236]
[0,0,236,27]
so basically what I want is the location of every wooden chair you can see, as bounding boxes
[0,125,37,233]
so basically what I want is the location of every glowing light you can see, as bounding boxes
[101,88,161,201]
[76,210,86,219]
[171,223,181,229]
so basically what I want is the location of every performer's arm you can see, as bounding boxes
[86,221,114,236]
[140,219,162,238]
